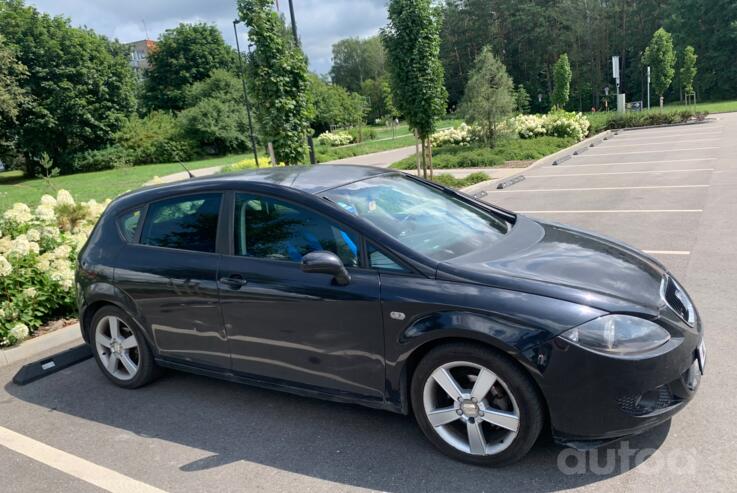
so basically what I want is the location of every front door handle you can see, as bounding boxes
[219,275,248,289]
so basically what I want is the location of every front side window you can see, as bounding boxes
[140,193,221,252]
[322,174,509,261]
[234,193,359,267]
[368,244,406,272]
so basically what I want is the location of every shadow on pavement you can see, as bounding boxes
[5,360,671,492]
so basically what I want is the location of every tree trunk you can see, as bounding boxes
[420,138,427,179]
[427,138,433,181]
[414,131,421,177]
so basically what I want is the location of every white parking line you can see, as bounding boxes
[0,426,166,493]
[596,139,720,148]
[582,147,718,157]
[613,130,722,140]
[556,158,716,168]
[527,169,714,178]
[518,209,703,214]
[642,250,691,255]
[494,185,709,193]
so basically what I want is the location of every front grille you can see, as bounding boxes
[662,277,695,326]
[617,385,675,416]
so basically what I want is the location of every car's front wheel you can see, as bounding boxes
[90,306,159,388]
[411,342,544,466]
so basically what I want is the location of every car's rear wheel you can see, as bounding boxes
[411,342,544,466]
[90,306,159,388]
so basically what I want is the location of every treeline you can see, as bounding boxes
[330,0,737,114]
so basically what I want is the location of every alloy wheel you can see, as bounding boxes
[95,315,140,381]
[422,361,520,456]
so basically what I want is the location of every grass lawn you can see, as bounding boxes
[0,153,252,210]
[391,136,576,170]
[319,119,464,162]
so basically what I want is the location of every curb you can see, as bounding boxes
[461,129,614,195]
[0,324,83,368]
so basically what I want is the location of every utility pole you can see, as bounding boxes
[647,66,651,110]
[287,0,299,45]
[233,20,260,168]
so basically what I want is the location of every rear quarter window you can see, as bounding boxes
[117,209,142,242]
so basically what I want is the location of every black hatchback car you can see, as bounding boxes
[76,165,704,465]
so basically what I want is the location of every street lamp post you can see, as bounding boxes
[647,66,651,110]
[233,19,260,168]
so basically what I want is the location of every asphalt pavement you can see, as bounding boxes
[2,114,737,492]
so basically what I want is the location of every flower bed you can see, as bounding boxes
[0,191,108,346]
[511,111,591,142]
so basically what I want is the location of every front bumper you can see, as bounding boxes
[535,318,703,448]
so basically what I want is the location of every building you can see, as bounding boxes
[126,39,157,78]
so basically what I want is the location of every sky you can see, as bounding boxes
[27,0,389,75]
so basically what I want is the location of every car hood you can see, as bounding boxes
[437,215,667,315]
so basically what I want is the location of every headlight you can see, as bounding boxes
[561,315,671,355]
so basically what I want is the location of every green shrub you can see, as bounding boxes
[589,109,708,133]
[178,99,253,155]
[317,131,353,146]
[345,126,377,143]
[116,112,197,165]
[72,145,133,172]
[433,172,490,189]
[392,136,575,170]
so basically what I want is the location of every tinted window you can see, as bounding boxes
[368,244,406,272]
[117,209,141,242]
[235,194,359,267]
[140,194,221,252]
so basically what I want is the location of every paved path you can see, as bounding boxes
[325,144,416,167]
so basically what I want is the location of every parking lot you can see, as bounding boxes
[2,115,737,492]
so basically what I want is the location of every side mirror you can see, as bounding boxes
[301,251,351,286]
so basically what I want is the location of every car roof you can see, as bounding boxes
[212,164,395,193]
[110,164,398,212]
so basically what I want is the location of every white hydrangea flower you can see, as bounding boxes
[3,203,32,223]
[23,287,37,298]
[9,323,30,342]
[40,194,58,207]
[9,234,39,257]
[0,255,11,277]
[41,226,60,240]
[56,189,75,207]
[53,244,71,260]
[35,203,57,222]
[26,229,41,242]
[36,253,52,272]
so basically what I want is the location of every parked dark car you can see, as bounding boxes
[76,165,704,465]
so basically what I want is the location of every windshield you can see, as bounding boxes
[322,174,509,261]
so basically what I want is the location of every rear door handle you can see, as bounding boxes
[219,275,248,289]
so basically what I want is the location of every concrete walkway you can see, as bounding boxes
[325,145,417,167]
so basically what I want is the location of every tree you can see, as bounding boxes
[382,0,447,178]
[552,53,572,109]
[142,23,236,111]
[514,84,531,114]
[0,0,137,175]
[308,75,368,134]
[642,28,676,105]
[178,70,254,154]
[330,36,386,92]
[0,34,28,160]
[238,0,310,165]
[680,45,698,102]
[460,47,515,147]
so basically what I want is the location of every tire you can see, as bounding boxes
[411,342,544,466]
[89,305,159,389]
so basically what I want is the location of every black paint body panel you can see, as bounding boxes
[76,165,702,444]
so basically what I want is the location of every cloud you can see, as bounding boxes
[27,0,388,74]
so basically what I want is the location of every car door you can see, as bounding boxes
[218,192,385,402]
[114,192,229,369]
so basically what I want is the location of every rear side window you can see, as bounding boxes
[117,209,141,242]
[140,193,221,253]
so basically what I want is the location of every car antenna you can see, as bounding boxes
[177,159,195,179]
